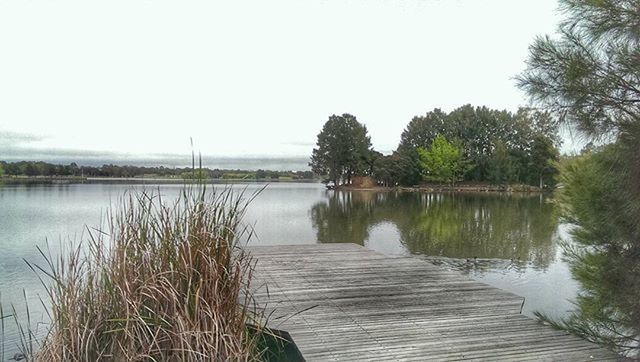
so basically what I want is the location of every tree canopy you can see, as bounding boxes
[393,105,560,186]
[310,114,372,185]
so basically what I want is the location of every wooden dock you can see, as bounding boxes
[248,243,620,361]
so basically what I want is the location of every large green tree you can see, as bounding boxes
[486,139,517,185]
[310,114,372,186]
[417,135,466,185]
[518,0,640,355]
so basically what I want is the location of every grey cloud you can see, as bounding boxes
[0,131,45,146]
[282,141,315,147]
[1,145,117,159]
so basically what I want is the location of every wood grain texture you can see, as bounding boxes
[248,243,620,361]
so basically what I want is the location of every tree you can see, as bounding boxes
[24,162,38,176]
[551,147,640,354]
[515,108,560,146]
[372,154,404,187]
[396,109,452,186]
[417,135,466,185]
[519,0,640,250]
[255,169,267,179]
[528,134,559,188]
[487,139,517,185]
[519,0,640,354]
[0,162,4,177]
[310,114,372,186]
[513,108,560,187]
[517,1,640,140]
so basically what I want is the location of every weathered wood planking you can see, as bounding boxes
[248,243,621,361]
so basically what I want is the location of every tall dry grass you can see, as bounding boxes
[24,186,266,361]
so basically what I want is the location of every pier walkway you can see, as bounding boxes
[248,243,619,361]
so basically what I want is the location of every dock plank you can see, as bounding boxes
[248,243,620,361]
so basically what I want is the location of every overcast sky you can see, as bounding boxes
[0,0,572,168]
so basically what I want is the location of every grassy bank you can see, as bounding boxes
[4,186,269,360]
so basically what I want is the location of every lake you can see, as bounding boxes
[0,182,579,354]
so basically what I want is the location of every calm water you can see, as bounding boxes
[0,183,579,354]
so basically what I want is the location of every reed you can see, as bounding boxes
[20,185,267,361]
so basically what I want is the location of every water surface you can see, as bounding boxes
[0,183,578,354]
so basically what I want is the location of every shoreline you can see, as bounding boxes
[334,183,546,193]
[0,176,318,185]
[1,177,548,193]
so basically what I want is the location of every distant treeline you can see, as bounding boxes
[0,161,314,180]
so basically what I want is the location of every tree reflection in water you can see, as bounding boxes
[311,189,639,356]
[311,191,558,268]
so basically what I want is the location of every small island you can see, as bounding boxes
[310,106,560,192]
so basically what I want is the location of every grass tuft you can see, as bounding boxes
[19,185,266,361]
